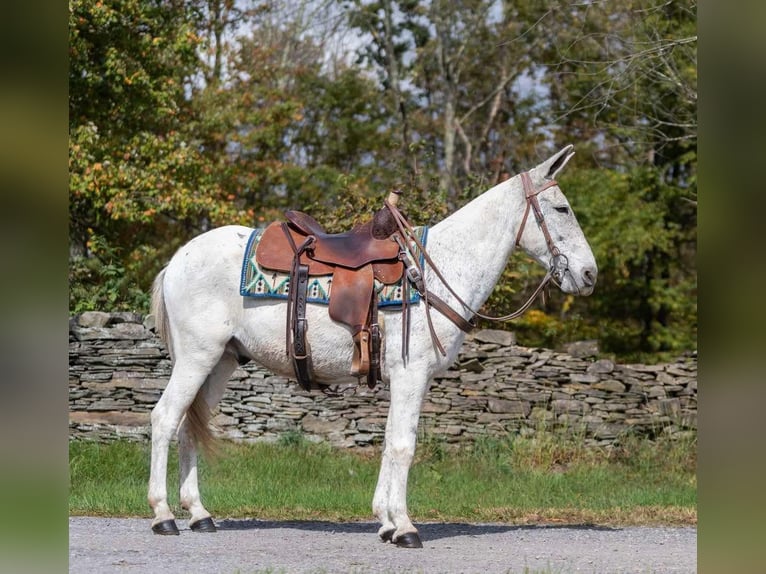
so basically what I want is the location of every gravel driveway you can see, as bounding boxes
[69,517,696,573]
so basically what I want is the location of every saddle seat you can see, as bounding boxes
[255,207,406,390]
[284,210,401,270]
[256,211,404,283]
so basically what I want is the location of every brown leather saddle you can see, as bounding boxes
[255,206,406,390]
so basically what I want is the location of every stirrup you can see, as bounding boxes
[351,330,371,377]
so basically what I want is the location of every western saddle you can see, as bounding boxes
[255,191,474,391]
[255,192,408,390]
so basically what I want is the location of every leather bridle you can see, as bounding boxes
[384,170,573,359]
[515,171,572,287]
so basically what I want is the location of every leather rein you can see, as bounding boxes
[384,171,571,358]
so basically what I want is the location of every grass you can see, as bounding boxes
[69,432,696,526]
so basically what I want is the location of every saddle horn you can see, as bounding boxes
[386,189,402,207]
[372,189,403,240]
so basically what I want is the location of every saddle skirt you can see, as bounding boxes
[239,226,428,307]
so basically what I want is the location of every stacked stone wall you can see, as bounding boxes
[69,312,697,447]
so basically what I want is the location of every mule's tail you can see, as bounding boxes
[151,268,173,361]
[151,267,217,457]
[186,393,217,459]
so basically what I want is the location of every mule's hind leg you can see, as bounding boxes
[148,353,223,534]
[178,352,239,532]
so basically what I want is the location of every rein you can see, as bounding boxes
[385,171,569,357]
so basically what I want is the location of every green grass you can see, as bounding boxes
[69,432,696,526]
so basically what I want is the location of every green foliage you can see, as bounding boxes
[565,167,696,357]
[69,233,151,313]
[477,163,696,359]
[69,0,199,135]
[69,0,252,308]
[277,430,309,448]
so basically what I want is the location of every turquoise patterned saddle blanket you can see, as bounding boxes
[239,226,428,307]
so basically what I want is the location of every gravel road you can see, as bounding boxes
[69,517,696,573]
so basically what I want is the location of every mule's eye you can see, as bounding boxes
[554,206,570,215]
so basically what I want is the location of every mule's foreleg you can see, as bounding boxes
[373,371,430,548]
[372,412,396,538]
[178,353,238,532]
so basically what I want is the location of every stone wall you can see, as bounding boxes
[69,312,697,447]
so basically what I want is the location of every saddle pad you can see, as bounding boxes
[239,226,429,307]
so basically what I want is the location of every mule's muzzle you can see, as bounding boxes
[577,265,597,295]
[552,252,597,296]
[582,266,597,288]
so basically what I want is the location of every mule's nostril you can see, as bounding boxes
[583,268,596,286]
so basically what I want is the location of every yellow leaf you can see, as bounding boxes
[562,295,574,313]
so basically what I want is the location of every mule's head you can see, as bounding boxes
[516,145,598,296]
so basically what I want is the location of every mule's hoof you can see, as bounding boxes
[379,528,395,542]
[394,532,423,548]
[190,517,217,533]
[152,520,180,535]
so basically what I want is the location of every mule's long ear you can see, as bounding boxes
[541,144,575,180]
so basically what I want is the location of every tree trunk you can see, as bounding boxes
[441,97,456,199]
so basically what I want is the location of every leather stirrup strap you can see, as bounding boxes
[291,263,314,390]
[281,222,316,390]
[367,292,382,389]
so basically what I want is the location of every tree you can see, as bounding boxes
[344,0,550,203]
[493,0,697,357]
[69,0,399,311]
[536,0,697,173]
[69,0,250,310]
[194,3,400,219]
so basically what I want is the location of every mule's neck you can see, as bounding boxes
[424,174,528,314]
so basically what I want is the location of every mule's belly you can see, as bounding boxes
[237,300,381,385]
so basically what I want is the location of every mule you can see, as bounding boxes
[147,144,597,547]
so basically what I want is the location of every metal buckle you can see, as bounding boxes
[551,252,569,283]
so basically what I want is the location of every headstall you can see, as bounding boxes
[385,170,571,354]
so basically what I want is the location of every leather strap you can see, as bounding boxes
[281,222,316,391]
[422,290,475,333]
[515,172,559,256]
[291,263,314,391]
[386,201,474,352]
[367,293,382,389]
[401,260,411,363]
